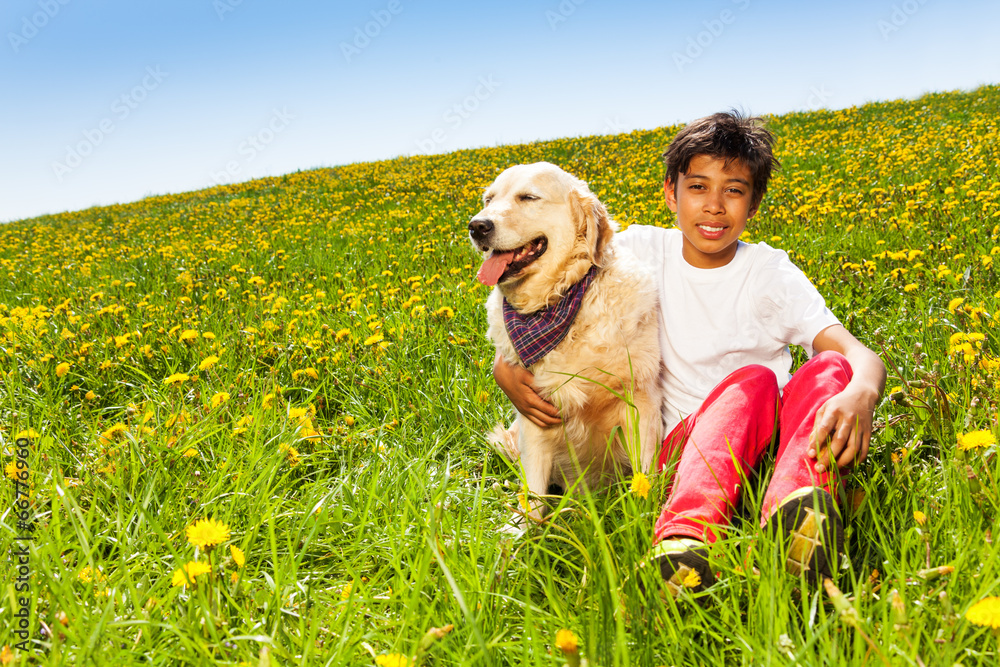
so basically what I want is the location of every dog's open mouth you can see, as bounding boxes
[476,237,548,286]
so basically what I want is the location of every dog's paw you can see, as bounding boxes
[486,423,520,460]
[499,517,528,538]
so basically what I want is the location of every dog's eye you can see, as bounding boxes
[518,194,538,201]
[484,196,493,204]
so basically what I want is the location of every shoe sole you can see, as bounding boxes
[653,545,716,597]
[775,489,843,581]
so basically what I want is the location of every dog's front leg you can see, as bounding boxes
[630,392,664,474]
[517,416,554,521]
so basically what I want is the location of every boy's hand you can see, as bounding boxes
[809,325,887,474]
[808,385,878,473]
[492,352,561,428]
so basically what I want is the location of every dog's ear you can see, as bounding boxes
[571,188,618,268]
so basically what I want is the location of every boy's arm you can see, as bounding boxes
[808,324,887,473]
[493,351,562,428]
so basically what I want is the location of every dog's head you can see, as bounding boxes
[468,162,616,312]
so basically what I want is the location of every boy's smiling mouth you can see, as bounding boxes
[696,223,729,239]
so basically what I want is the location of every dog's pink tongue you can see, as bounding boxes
[476,250,516,286]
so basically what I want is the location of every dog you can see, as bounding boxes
[468,162,666,521]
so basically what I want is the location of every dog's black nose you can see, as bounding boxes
[468,218,494,241]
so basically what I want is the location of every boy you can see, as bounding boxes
[493,111,886,593]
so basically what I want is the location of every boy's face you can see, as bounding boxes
[664,154,758,269]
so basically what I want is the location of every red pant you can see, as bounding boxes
[653,351,853,544]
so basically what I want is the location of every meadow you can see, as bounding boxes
[1,84,999,666]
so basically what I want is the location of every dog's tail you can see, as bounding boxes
[486,421,520,461]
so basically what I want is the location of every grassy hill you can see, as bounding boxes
[1,84,999,665]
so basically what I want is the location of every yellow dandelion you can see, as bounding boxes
[4,460,18,480]
[517,491,532,514]
[278,442,301,466]
[292,367,319,381]
[179,329,199,343]
[182,448,199,458]
[15,428,40,440]
[344,415,355,426]
[171,561,211,587]
[948,297,964,314]
[341,582,353,600]
[364,332,385,346]
[903,283,918,292]
[210,392,230,408]
[84,390,97,401]
[375,655,408,667]
[165,410,190,428]
[296,424,319,441]
[554,629,578,654]
[913,510,927,526]
[163,372,189,386]
[966,596,1000,629]
[56,361,71,377]
[199,355,219,371]
[630,471,651,499]
[682,568,702,589]
[100,423,128,443]
[230,545,245,568]
[958,430,997,451]
[185,517,230,549]
[335,328,350,342]
[78,566,106,583]
[433,306,455,319]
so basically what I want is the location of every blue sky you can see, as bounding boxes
[2,0,998,223]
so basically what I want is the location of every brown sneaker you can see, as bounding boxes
[650,538,716,597]
[769,486,844,582]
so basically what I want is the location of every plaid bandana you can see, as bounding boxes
[502,265,599,367]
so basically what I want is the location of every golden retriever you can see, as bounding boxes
[469,162,665,521]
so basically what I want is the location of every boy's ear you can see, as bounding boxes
[571,188,617,268]
[663,179,678,213]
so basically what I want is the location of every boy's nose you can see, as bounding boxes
[703,191,725,213]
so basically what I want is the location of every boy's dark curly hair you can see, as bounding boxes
[663,110,780,208]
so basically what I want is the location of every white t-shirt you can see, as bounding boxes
[616,225,841,434]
